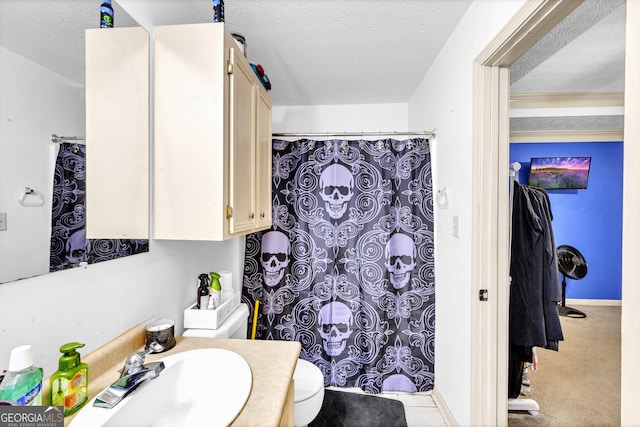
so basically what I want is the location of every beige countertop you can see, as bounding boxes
[45,323,301,426]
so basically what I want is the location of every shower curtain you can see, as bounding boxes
[242,137,435,393]
[49,142,148,271]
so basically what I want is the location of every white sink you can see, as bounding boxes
[70,348,252,427]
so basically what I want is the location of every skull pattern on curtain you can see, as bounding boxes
[242,137,435,393]
[49,142,148,272]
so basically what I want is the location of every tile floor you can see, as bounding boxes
[326,386,447,426]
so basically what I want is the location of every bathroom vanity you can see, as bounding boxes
[43,323,301,426]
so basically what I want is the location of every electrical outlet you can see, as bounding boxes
[0,212,6,231]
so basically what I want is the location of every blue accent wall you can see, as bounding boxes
[510,142,623,300]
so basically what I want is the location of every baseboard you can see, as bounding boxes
[566,299,622,306]
[431,385,458,427]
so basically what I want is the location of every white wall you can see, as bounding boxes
[408,0,526,424]
[272,103,408,134]
[0,47,84,283]
[0,236,245,375]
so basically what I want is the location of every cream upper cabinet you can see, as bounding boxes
[85,27,150,239]
[153,23,272,241]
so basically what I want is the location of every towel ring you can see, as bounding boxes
[18,187,45,207]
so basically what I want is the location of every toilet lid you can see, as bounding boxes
[293,359,324,402]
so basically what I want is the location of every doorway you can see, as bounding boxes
[470,0,639,425]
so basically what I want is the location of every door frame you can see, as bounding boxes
[621,1,640,424]
[470,1,585,425]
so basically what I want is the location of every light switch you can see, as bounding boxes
[0,212,6,231]
[452,215,459,238]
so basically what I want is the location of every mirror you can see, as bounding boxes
[0,0,148,284]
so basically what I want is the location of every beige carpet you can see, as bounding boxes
[508,304,621,427]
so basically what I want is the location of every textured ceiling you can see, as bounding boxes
[510,115,624,132]
[510,0,626,133]
[511,0,626,94]
[0,0,626,108]
[0,0,473,106]
[221,0,474,106]
[0,0,139,88]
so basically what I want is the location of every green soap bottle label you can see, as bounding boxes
[51,367,88,415]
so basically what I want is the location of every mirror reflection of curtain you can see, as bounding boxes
[49,142,148,272]
[243,138,435,393]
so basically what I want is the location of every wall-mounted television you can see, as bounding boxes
[528,156,592,190]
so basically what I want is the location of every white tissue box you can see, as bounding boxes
[184,291,241,330]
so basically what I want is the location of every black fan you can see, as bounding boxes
[556,245,588,318]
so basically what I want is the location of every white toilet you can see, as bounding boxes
[183,304,325,426]
[292,358,325,427]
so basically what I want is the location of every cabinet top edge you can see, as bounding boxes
[152,22,227,30]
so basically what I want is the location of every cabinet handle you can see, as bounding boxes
[250,213,255,219]
[260,213,265,218]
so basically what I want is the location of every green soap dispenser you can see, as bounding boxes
[50,342,88,416]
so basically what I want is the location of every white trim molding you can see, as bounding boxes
[565,299,622,307]
[431,386,458,427]
[510,92,624,109]
[510,106,624,118]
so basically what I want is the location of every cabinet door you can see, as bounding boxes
[86,27,149,239]
[256,88,273,229]
[228,47,256,234]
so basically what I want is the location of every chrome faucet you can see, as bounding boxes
[93,343,165,409]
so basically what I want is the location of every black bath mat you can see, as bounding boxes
[310,389,408,427]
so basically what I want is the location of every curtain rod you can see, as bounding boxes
[51,134,86,144]
[272,130,436,138]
